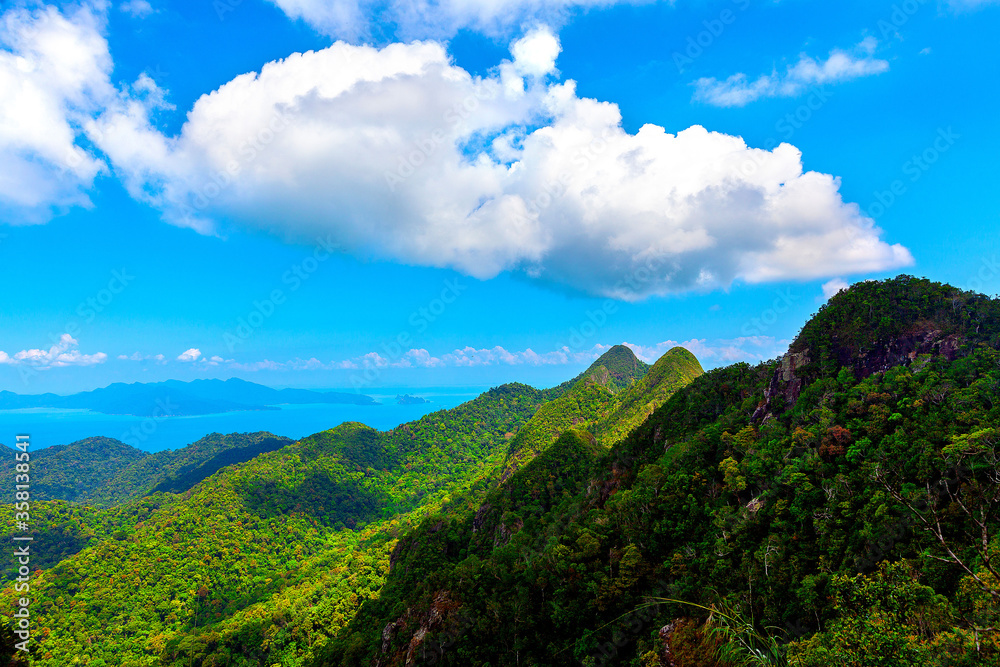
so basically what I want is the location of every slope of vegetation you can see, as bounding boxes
[545,344,652,398]
[313,276,1000,666]
[0,385,548,665]
[15,278,996,667]
[0,432,294,507]
[503,346,703,474]
[0,347,702,667]
[595,346,704,445]
[0,437,146,504]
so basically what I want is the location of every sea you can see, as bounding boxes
[0,386,488,453]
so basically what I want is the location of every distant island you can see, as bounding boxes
[395,394,428,405]
[0,378,377,417]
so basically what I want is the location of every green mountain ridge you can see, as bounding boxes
[0,432,294,507]
[4,276,999,667]
[595,346,704,446]
[0,384,549,664]
[314,276,1000,666]
[502,345,702,480]
[0,345,701,666]
[547,344,652,398]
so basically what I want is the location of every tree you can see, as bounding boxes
[875,428,1000,601]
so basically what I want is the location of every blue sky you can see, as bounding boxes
[1,0,997,394]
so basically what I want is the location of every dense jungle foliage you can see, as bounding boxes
[0,432,294,507]
[3,276,998,667]
[0,353,700,667]
[315,277,1000,666]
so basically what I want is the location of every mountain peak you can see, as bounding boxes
[577,344,649,393]
[588,343,639,369]
[791,275,998,376]
[758,275,1000,419]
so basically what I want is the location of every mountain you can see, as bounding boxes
[0,436,145,505]
[163,378,377,408]
[315,276,1000,665]
[0,384,548,665]
[594,346,704,445]
[0,432,293,507]
[0,377,376,416]
[501,345,701,476]
[0,346,702,667]
[7,277,999,667]
[546,343,652,397]
[0,432,294,586]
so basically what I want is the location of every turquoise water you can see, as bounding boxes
[0,387,486,453]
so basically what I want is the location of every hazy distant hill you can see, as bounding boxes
[0,377,376,416]
[0,431,293,506]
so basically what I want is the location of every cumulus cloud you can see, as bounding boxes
[693,38,889,107]
[510,26,561,77]
[0,4,913,300]
[225,337,791,374]
[176,348,201,362]
[264,0,637,41]
[171,349,234,364]
[624,336,789,366]
[87,33,912,299]
[0,334,107,369]
[821,277,850,300]
[0,5,912,299]
[0,1,114,222]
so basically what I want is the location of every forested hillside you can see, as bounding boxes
[544,344,654,397]
[0,346,700,666]
[5,276,997,667]
[314,276,1000,666]
[0,432,293,506]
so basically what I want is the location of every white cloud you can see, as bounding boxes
[170,349,233,364]
[265,0,639,41]
[437,345,565,367]
[693,39,889,107]
[0,334,107,369]
[0,1,114,222]
[117,351,167,363]
[288,357,329,370]
[228,359,284,372]
[228,344,609,372]
[821,277,850,300]
[624,336,789,366]
[224,337,791,374]
[390,348,446,368]
[510,26,561,77]
[119,0,154,18]
[0,7,913,300]
[90,34,912,299]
